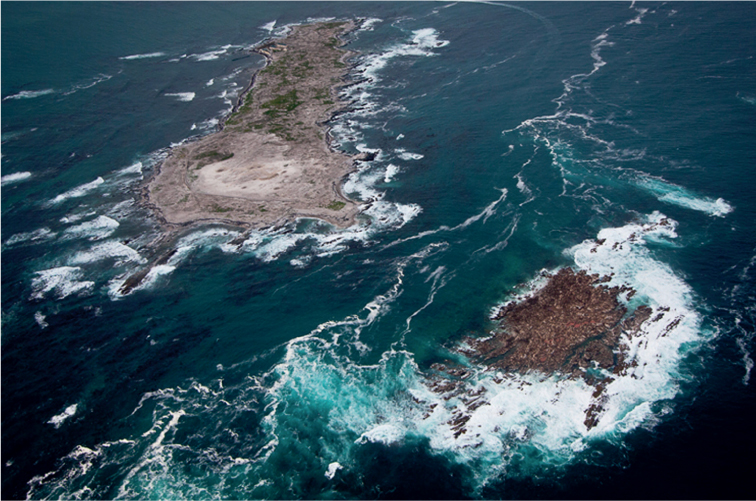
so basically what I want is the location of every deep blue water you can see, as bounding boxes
[3,2,756,499]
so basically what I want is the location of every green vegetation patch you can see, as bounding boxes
[210,204,233,213]
[238,93,254,114]
[195,151,234,162]
[226,93,254,125]
[193,150,235,169]
[262,90,302,118]
[292,61,312,79]
[326,200,346,211]
[317,21,346,30]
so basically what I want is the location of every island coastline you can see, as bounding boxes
[141,19,364,234]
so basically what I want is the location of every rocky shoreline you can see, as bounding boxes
[119,20,369,296]
[425,266,663,435]
[468,268,651,376]
[143,20,364,233]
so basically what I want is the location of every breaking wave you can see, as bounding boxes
[165,92,196,102]
[3,89,55,101]
[48,404,78,429]
[62,215,120,241]
[47,177,105,206]
[635,177,733,217]
[27,213,711,497]
[119,52,166,60]
[30,267,94,300]
[502,7,733,221]
[1,171,32,185]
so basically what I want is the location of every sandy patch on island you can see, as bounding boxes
[194,136,317,201]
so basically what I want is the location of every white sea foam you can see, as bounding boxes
[60,211,96,225]
[108,228,242,298]
[515,173,532,197]
[28,213,704,494]
[305,17,336,24]
[64,74,113,95]
[324,27,449,237]
[136,265,177,291]
[395,148,424,161]
[48,177,105,205]
[364,201,422,230]
[261,20,277,32]
[3,89,55,101]
[389,213,710,482]
[119,52,165,60]
[412,27,450,50]
[738,93,756,106]
[101,202,140,229]
[174,228,242,256]
[626,7,649,25]
[384,164,400,183]
[116,162,143,176]
[350,27,449,85]
[27,437,140,499]
[343,168,383,202]
[206,78,215,87]
[382,188,508,251]
[356,424,405,445]
[216,82,243,111]
[48,404,78,429]
[107,263,177,300]
[165,92,196,102]
[255,233,309,263]
[31,267,94,300]
[360,18,383,31]
[4,227,55,246]
[189,47,233,62]
[736,336,753,385]
[35,311,49,329]
[636,176,733,217]
[116,409,187,497]
[266,214,703,489]
[324,462,342,479]
[197,118,219,131]
[69,241,145,266]
[63,215,120,241]
[1,171,32,185]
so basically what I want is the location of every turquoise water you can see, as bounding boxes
[3,2,756,499]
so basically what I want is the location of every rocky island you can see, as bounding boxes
[428,265,664,435]
[145,20,362,230]
[468,268,652,375]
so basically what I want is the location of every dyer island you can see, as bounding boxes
[147,20,362,230]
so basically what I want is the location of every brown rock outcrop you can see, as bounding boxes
[423,262,662,434]
[465,268,649,375]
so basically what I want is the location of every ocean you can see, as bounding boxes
[2,2,755,499]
